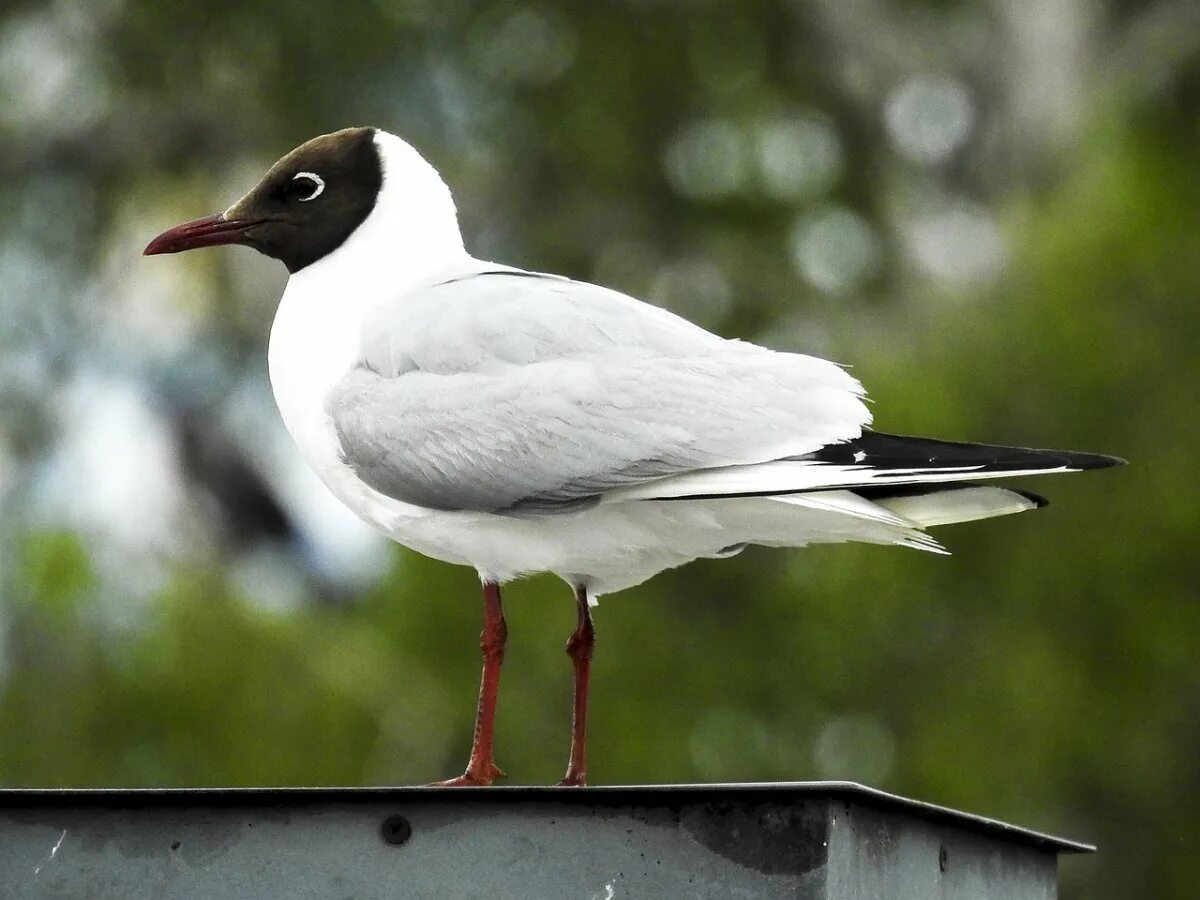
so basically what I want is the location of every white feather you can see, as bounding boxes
[601,460,1073,503]
[873,486,1042,528]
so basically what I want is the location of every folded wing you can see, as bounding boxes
[331,265,865,513]
[328,349,869,512]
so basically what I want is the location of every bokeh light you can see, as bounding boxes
[885,76,975,165]
[663,118,752,200]
[754,113,843,201]
[789,206,881,293]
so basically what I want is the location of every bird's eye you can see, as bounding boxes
[291,172,325,202]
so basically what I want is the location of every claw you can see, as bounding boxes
[429,772,495,787]
[429,759,506,787]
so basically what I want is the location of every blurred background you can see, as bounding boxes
[1,0,1197,895]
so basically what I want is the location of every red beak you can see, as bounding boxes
[143,214,263,256]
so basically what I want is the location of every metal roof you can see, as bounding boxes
[0,780,1094,854]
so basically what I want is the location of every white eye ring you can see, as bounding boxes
[293,172,325,202]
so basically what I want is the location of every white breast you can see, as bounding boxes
[267,278,356,475]
[267,274,402,526]
[266,252,507,572]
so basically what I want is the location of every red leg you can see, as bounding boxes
[559,585,595,787]
[432,581,507,786]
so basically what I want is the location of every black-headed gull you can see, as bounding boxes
[145,127,1123,786]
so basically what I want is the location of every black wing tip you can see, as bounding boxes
[812,431,1127,474]
[994,447,1126,472]
[1067,451,1127,471]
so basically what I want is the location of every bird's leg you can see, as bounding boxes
[558,584,595,787]
[433,580,507,787]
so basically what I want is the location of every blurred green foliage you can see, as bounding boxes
[1,2,1198,897]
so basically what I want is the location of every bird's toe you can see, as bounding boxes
[428,772,494,787]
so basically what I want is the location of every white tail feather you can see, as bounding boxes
[873,486,1041,528]
[601,459,1073,504]
[769,490,949,555]
[770,490,913,528]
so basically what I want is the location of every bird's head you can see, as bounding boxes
[144,127,463,274]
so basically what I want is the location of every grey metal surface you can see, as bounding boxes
[826,798,1058,900]
[0,782,1091,899]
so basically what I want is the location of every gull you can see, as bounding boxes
[144,127,1123,786]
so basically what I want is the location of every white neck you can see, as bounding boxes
[296,130,470,299]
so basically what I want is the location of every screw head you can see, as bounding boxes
[380,814,412,846]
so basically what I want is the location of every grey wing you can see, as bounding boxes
[328,350,869,514]
[358,267,727,377]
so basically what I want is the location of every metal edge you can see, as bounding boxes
[0,782,1094,854]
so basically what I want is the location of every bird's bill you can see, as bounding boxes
[143,214,263,256]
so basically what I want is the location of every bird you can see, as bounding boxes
[144,126,1123,787]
